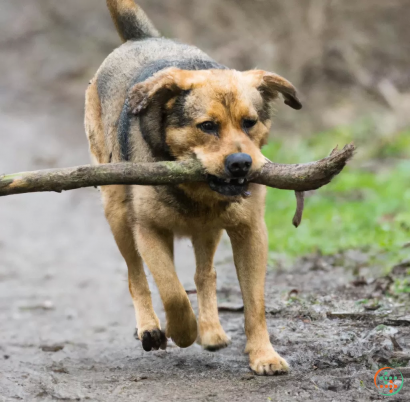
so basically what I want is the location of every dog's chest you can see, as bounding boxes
[130,185,245,234]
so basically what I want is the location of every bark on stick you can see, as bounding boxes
[0,143,355,197]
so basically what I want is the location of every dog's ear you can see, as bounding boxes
[243,70,302,110]
[128,68,207,115]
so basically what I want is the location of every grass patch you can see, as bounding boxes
[393,275,410,295]
[262,125,410,257]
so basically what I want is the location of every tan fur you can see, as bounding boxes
[193,229,230,350]
[228,213,289,374]
[102,185,161,335]
[85,80,108,164]
[106,0,160,42]
[85,0,301,375]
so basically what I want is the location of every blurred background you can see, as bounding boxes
[2,0,410,131]
[0,0,409,264]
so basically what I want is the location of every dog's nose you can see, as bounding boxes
[225,153,252,177]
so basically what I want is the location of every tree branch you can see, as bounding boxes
[250,143,355,191]
[0,143,354,199]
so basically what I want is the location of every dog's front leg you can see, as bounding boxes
[135,225,197,348]
[192,229,231,351]
[227,221,289,375]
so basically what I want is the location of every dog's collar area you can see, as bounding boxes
[207,174,249,197]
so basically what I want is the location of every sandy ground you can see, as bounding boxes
[1,2,409,400]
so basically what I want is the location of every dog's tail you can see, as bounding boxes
[106,0,160,42]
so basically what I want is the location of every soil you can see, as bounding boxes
[1,2,409,401]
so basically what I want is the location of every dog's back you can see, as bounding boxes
[87,0,223,166]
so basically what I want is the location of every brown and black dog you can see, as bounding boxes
[85,0,302,375]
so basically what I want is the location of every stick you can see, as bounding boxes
[0,160,205,196]
[250,143,354,191]
[292,191,305,228]
[0,143,355,197]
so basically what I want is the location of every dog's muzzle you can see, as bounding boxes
[208,153,252,196]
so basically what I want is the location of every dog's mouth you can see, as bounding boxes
[207,175,249,197]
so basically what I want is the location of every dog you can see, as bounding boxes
[85,0,302,375]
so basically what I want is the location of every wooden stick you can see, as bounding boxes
[292,191,305,228]
[0,143,355,197]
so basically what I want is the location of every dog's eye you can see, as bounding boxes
[197,121,218,134]
[243,119,258,131]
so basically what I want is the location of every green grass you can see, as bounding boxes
[393,270,410,294]
[262,124,410,258]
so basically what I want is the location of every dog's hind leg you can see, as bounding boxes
[101,186,166,351]
[135,225,198,348]
[192,229,231,351]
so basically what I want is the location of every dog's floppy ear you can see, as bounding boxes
[128,67,207,115]
[243,70,302,110]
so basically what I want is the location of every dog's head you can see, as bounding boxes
[129,68,301,199]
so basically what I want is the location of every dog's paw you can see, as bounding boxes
[166,302,197,348]
[134,328,167,351]
[199,324,231,351]
[249,348,289,376]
